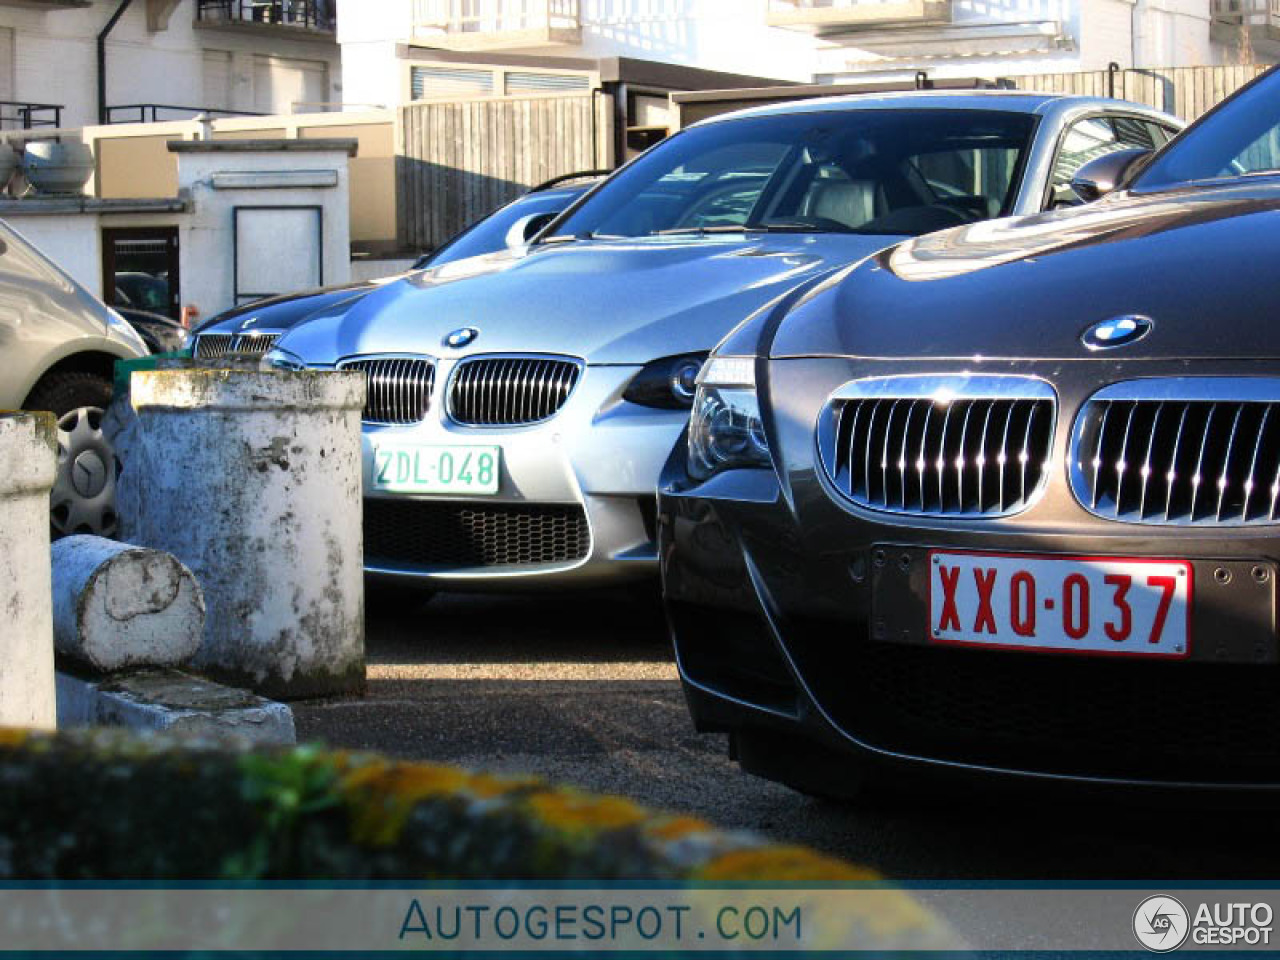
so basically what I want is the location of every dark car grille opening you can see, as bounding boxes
[194,332,279,360]
[786,622,1280,782]
[1073,396,1280,525]
[449,356,581,426]
[364,499,590,569]
[669,600,799,716]
[823,395,1055,517]
[340,357,436,425]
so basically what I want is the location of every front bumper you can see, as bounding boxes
[659,357,1280,791]
[361,362,685,588]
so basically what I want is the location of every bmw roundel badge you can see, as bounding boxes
[1082,315,1153,351]
[444,327,479,349]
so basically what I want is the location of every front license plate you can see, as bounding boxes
[929,551,1192,659]
[370,442,500,495]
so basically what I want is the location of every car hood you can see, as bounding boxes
[276,234,896,366]
[193,279,386,336]
[769,181,1280,362]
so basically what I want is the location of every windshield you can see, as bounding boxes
[551,108,1038,240]
[425,189,586,267]
[1135,70,1280,191]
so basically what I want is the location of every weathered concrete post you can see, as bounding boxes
[120,369,366,698]
[0,412,57,728]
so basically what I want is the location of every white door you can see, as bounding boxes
[202,50,233,113]
[252,55,328,114]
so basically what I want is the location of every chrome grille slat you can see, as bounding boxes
[1244,406,1271,521]
[818,375,1056,519]
[1216,405,1246,522]
[339,355,435,425]
[1070,379,1280,526]
[449,355,581,426]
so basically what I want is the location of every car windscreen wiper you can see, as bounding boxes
[653,222,874,237]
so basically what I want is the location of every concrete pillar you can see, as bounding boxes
[51,536,205,673]
[0,412,57,728]
[119,368,366,698]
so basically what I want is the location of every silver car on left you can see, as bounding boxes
[0,218,149,536]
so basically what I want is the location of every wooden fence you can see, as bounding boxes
[1008,64,1269,122]
[396,94,606,251]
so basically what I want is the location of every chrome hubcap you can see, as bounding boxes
[51,407,118,537]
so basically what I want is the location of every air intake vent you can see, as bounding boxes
[1071,379,1280,525]
[817,375,1056,517]
[449,355,581,426]
[194,333,279,360]
[365,500,591,569]
[339,356,436,425]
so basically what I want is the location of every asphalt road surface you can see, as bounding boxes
[294,589,1280,881]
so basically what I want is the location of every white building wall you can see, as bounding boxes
[1,0,341,128]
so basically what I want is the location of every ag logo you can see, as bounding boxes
[1082,314,1153,351]
[1134,895,1190,952]
[444,327,478,349]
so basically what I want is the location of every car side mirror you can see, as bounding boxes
[505,212,558,250]
[1070,148,1153,203]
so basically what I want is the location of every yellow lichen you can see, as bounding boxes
[341,762,470,846]
[647,815,714,842]
[0,729,32,749]
[695,846,880,882]
[526,790,649,834]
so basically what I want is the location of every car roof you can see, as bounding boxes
[698,90,1179,126]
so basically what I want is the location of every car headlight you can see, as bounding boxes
[260,346,307,372]
[622,352,707,409]
[687,356,770,481]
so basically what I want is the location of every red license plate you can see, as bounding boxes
[928,551,1192,658]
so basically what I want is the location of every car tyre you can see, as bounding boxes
[25,371,118,539]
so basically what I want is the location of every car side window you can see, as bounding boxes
[1046,115,1161,209]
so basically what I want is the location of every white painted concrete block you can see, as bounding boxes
[51,536,204,673]
[0,412,57,729]
[56,669,296,745]
[117,367,366,698]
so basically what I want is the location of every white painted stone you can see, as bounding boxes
[0,411,57,729]
[56,669,296,745]
[118,368,366,698]
[51,536,205,673]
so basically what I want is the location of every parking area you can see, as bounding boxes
[297,591,1280,882]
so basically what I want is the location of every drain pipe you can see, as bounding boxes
[98,0,134,125]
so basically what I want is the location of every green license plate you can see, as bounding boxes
[370,443,500,495]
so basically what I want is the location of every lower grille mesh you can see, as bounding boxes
[811,637,1280,781]
[364,499,590,569]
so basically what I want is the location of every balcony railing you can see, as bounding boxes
[104,104,266,124]
[767,0,952,33]
[412,0,581,50]
[1212,0,1280,25]
[196,0,335,32]
[0,101,63,131]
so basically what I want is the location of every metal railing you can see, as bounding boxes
[196,0,335,31]
[0,101,64,131]
[105,104,265,124]
[1211,0,1280,25]
[413,0,580,34]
